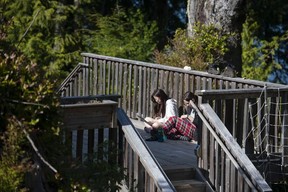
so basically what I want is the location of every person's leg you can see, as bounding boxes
[152,121,163,129]
[162,116,177,133]
[175,118,196,140]
[144,117,156,128]
[144,118,164,141]
[143,117,158,133]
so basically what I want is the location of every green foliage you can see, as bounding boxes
[241,19,268,81]
[135,0,187,49]
[0,50,63,190]
[85,8,159,62]
[154,23,232,70]
[55,141,126,192]
[0,164,23,192]
[0,1,158,190]
[0,117,26,192]
[0,10,63,187]
[1,0,82,75]
[241,1,288,83]
[242,16,288,82]
[1,1,161,75]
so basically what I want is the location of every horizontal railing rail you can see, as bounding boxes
[117,108,175,192]
[60,95,121,104]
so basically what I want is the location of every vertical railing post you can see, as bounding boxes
[282,92,288,169]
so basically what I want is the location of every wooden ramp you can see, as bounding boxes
[130,119,212,192]
[130,118,198,170]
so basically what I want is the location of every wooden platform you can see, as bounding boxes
[130,118,199,171]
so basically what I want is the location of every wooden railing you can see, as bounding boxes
[196,88,288,153]
[196,88,288,187]
[59,63,89,96]
[59,95,175,191]
[58,53,285,119]
[60,95,121,161]
[57,53,287,191]
[117,108,175,191]
[194,102,272,191]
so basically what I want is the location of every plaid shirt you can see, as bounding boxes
[162,116,196,140]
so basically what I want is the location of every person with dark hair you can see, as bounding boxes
[144,89,178,137]
[161,91,199,141]
[181,91,198,125]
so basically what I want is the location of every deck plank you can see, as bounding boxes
[130,118,198,170]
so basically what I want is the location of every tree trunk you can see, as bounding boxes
[187,0,246,76]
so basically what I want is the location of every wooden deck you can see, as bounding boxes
[59,53,279,191]
[130,118,198,171]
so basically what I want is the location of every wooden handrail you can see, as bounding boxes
[196,87,288,100]
[81,52,284,88]
[57,62,89,93]
[197,103,272,192]
[196,87,288,184]
[60,95,121,104]
[117,108,176,191]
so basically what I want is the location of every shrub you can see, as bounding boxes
[154,23,233,71]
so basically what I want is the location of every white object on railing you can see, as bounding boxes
[183,66,191,70]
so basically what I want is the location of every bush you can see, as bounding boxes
[154,23,233,71]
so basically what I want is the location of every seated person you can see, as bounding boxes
[162,91,198,141]
[144,89,178,140]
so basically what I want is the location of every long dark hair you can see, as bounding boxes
[151,89,169,118]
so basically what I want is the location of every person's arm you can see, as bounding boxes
[186,114,194,122]
[180,107,195,122]
[188,107,196,121]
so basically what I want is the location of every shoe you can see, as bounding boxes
[194,145,201,157]
[145,136,158,141]
[179,135,191,141]
[144,127,152,133]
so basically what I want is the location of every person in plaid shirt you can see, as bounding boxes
[162,91,198,141]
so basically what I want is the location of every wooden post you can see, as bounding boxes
[282,92,288,169]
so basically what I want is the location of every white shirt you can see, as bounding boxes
[158,99,178,123]
[189,108,196,119]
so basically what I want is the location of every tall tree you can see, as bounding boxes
[0,14,62,190]
[136,0,187,49]
[242,0,288,84]
[187,0,246,76]
[1,0,166,75]
[85,8,158,62]
[187,0,288,82]
[1,0,84,75]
